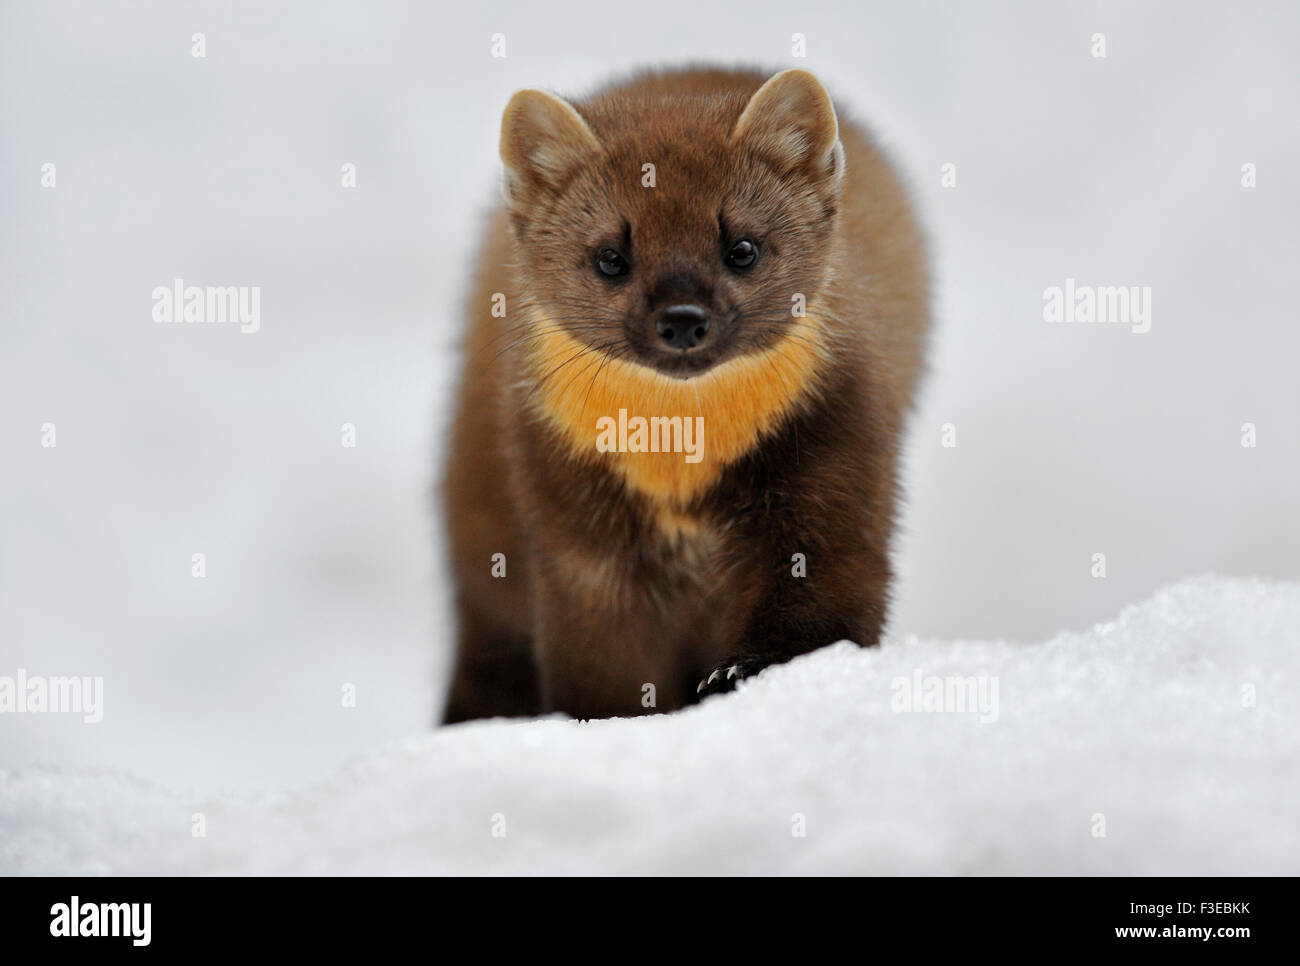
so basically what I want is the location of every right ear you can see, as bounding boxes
[730,69,843,187]
[499,89,600,203]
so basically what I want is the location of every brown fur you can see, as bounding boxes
[441,67,928,722]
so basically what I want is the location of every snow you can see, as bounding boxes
[4,576,1296,875]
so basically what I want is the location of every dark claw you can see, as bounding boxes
[695,654,775,699]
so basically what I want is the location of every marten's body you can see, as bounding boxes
[442,67,928,723]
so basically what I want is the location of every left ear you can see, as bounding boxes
[731,69,844,187]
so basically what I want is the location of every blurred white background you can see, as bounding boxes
[2,0,1297,796]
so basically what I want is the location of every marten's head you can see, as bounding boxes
[497,69,844,505]
[499,68,843,379]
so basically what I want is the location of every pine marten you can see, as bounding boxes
[441,67,928,723]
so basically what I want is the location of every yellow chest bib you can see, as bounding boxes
[525,314,828,506]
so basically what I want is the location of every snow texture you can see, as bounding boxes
[4,576,1296,875]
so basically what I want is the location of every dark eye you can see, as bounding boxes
[596,247,629,278]
[725,238,758,269]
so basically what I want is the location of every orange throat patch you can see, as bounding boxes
[523,312,828,507]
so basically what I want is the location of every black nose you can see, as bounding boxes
[656,305,710,350]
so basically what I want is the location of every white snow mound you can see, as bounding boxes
[3,576,1297,875]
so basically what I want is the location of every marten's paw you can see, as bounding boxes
[695,655,773,699]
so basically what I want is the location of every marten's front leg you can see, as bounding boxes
[533,567,694,718]
[694,497,891,700]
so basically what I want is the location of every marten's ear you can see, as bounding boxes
[731,69,843,187]
[500,89,600,202]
